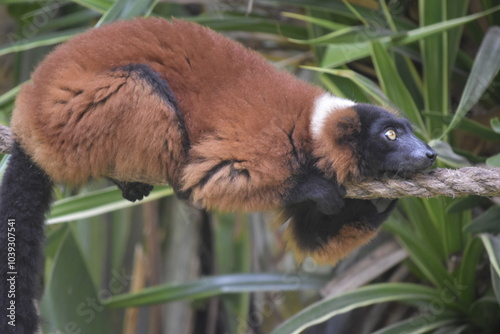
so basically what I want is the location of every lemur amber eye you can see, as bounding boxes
[385,129,397,141]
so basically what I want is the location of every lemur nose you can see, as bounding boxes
[426,151,437,162]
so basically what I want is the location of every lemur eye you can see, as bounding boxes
[385,129,397,141]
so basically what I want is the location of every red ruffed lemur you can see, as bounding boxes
[0,18,436,333]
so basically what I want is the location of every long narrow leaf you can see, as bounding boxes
[443,26,500,136]
[48,186,173,224]
[385,217,450,289]
[0,28,85,57]
[0,0,56,3]
[480,234,500,278]
[458,238,484,305]
[372,316,457,334]
[271,283,446,334]
[302,66,391,106]
[424,112,500,141]
[0,83,25,108]
[419,0,448,117]
[289,26,388,45]
[492,266,500,305]
[464,207,500,234]
[70,0,112,13]
[187,16,307,39]
[103,273,327,308]
[96,0,157,27]
[281,12,347,30]
[370,41,426,135]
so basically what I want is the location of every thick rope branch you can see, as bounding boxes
[0,124,13,154]
[344,167,500,199]
[0,124,498,199]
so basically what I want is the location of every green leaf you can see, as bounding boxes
[301,66,391,106]
[318,73,370,102]
[321,42,372,68]
[265,0,375,20]
[468,296,500,330]
[96,0,158,27]
[390,199,445,259]
[0,0,52,3]
[424,112,500,141]
[491,117,500,133]
[480,234,500,278]
[0,28,85,57]
[446,196,491,214]
[492,264,500,306]
[48,186,173,224]
[465,207,500,234]
[214,213,252,334]
[41,226,110,333]
[443,26,500,137]
[486,153,500,167]
[458,238,484,305]
[281,11,347,30]
[0,83,25,109]
[371,315,457,334]
[428,140,470,168]
[370,41,426,134]
[70,0,113,13]
[187,16,306,39]
[385,215,450,288]
[290,26,392,45]
[38,10,101,33]
[419,0,448,117]
[270,283,450,334]
[103,273,327,308]
[0,155,9,179]
[434,324,470,334]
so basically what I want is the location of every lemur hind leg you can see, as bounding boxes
[110,178,154,202]
[19,62,190,188]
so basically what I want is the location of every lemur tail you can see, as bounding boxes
[0,142,53,334]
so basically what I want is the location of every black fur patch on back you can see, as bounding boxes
[114,63,191,152]
[0,142,53,333]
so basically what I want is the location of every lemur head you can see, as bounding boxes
[354,103,437,177]
[311,94,437,183]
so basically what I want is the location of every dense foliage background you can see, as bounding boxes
[1,0,500,333]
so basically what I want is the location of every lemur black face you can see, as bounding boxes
[355,104,437,177]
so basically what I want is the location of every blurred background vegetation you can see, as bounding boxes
[1,0,500,333]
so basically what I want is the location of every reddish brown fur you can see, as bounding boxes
[309,226,378,264]
[285,223,378,265]
[313,108,361,183]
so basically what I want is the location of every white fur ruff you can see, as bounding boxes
[310,93,356,138]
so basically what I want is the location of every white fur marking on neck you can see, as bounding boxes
[311,93,356,138]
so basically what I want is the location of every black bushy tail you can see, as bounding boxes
[0,142,53,334]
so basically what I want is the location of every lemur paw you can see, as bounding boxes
[287,173,346,215]
[110,179,154,202]
[122,182,154,202]
[312,183,346,215]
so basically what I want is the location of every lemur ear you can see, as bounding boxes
[313,108,361,183]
